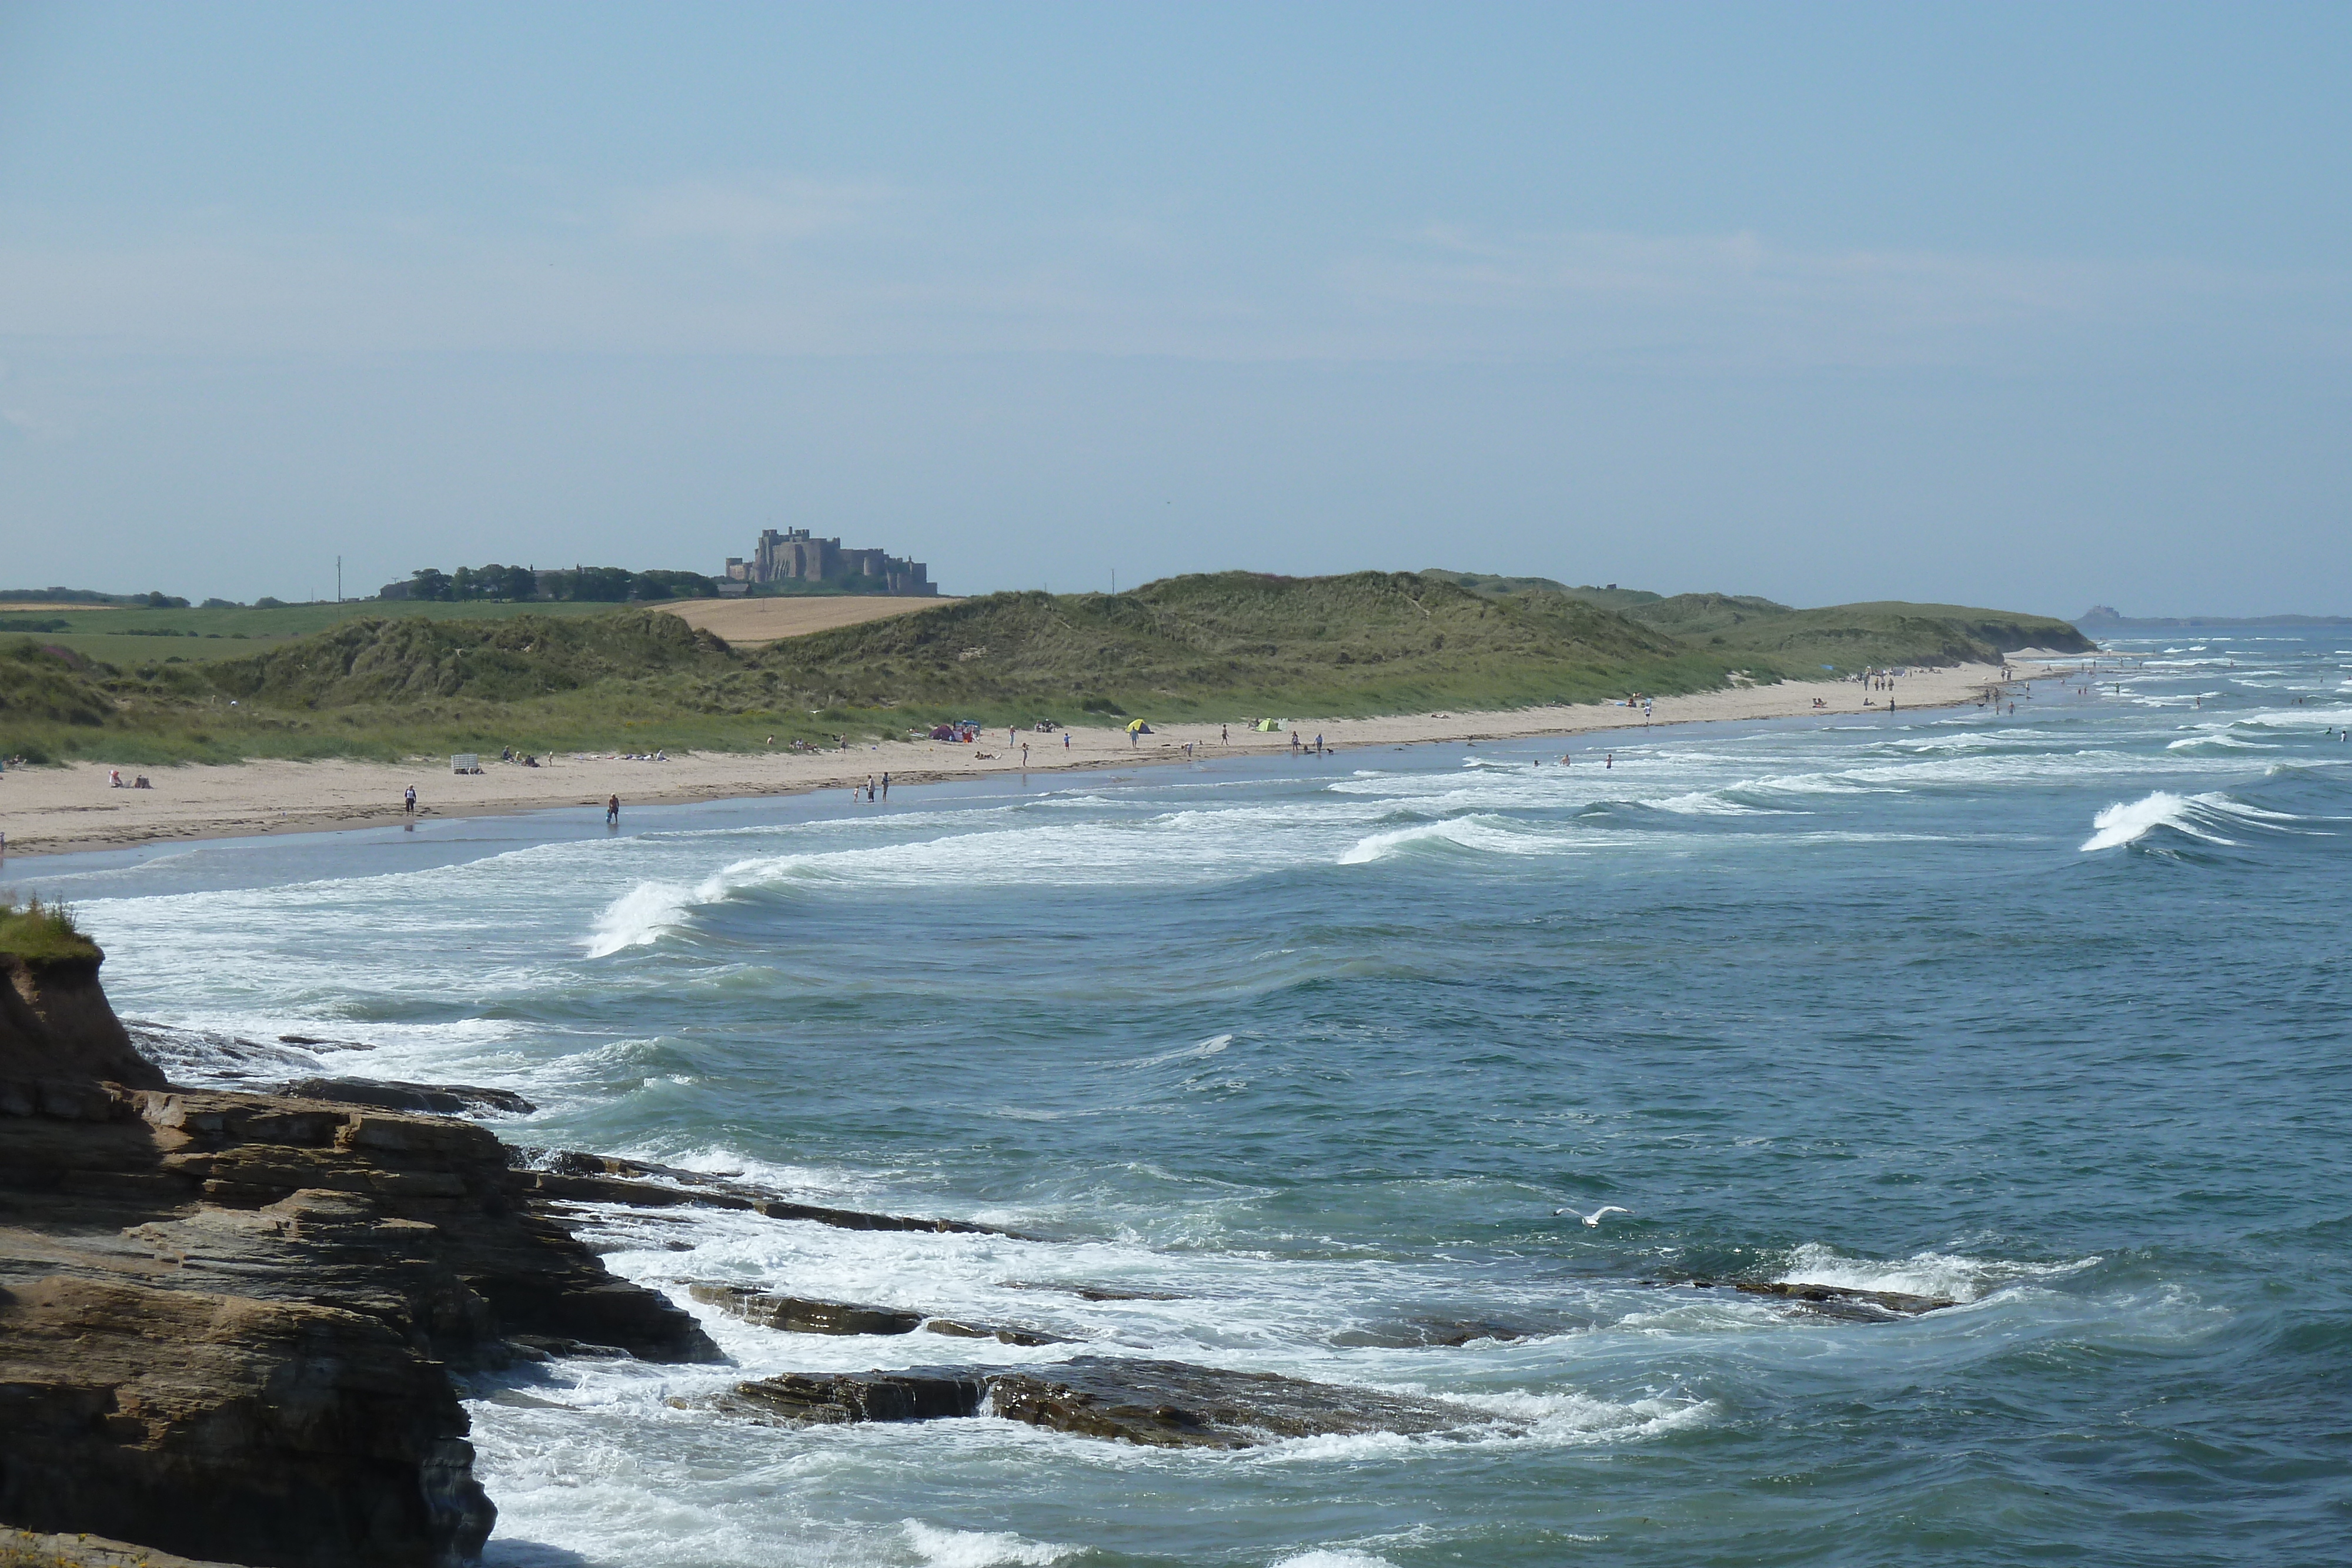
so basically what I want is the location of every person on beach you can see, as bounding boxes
[1221,724,1230,744]
[1021,743,1030,767]
[1064,732,1070,748]
[403,785,416,814]
[1314,734,1324,755]
[1605,753,1613,768]
[605,794,619,826]
[881,773,890,798]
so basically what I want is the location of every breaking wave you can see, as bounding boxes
[1776,1243,2102,1304]
[2079,791,2304,852]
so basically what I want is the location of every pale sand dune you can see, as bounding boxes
[0,662,2060,858]
[657,595,957,645]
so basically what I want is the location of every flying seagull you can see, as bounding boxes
[1557,1205,1631,1227]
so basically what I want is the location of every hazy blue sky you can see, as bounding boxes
[4,2,2347,614]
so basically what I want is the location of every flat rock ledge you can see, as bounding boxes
[687,1283,1072,1346]
[714,1355,1495,1450]
[509,1148,1027,1237]
[1649,1278,1959,1321]
[2,1526,249,1567]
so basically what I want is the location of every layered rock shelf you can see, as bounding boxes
[1,947,726,1568]
[686,1282,1072,1345]
[718,1355,1494,1450]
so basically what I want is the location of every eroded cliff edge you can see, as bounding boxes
[0,947,719,1568]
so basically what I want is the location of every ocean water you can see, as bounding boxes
[14,631,2352,1567]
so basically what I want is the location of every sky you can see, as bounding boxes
[2,2,2347,616]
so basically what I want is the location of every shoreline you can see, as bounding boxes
[0,660,2056,860]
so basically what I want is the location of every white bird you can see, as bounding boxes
[1557,1205,1631,1227]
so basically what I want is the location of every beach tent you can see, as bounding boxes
[928,724,957,740]
[1126,718,1152,735]
[1255,718,1282,732]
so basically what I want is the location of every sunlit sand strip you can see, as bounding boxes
[0,662,2032,857]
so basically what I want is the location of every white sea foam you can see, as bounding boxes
[903,1522,1074,1566]
[1270,1553,1396,1568]
[1777,1243,2100,1303]
[1118,1033,1236,1070]
[1337,816,1561,865]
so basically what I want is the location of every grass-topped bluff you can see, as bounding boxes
[0,570,2090,764]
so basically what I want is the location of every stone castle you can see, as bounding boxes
[724,528,936,596]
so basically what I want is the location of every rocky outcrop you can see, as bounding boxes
[510,1148,1024,1236]
[0,1276,490,1567]
[719,1356,1494,1450]
[688,1285,924,1337]
[2,954,164,1093]
[686,1283,1071,1346]
[1650,1276,1957,1320]
[0,943,719,1568]
[275,1079,536,1118]
[3,1525,249,1567]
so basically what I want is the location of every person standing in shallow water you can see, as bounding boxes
[605,794,619,827]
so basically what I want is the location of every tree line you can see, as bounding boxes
[395,565,720,603]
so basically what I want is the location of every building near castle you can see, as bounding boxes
[723,528,936,596]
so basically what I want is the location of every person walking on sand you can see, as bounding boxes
[1021,743,1030,767]
[1064,732,1070,748]
[1221,724,1230,744]
[403,784,416,814]
[605,794,619,827]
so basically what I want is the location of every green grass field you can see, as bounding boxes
[0,598,623,671]
[0,572,2092,767]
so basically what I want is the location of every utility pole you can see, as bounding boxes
[336,556,342,604]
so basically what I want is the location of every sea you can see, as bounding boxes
[11,628,2349,1568]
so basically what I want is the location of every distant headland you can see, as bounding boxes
[2074,606,2352,630]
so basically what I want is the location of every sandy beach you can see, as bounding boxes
[0,660,2064,858]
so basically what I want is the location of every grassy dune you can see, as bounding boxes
[0,571,2090,765]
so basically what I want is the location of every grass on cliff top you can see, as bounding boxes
[0,896,100,962]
